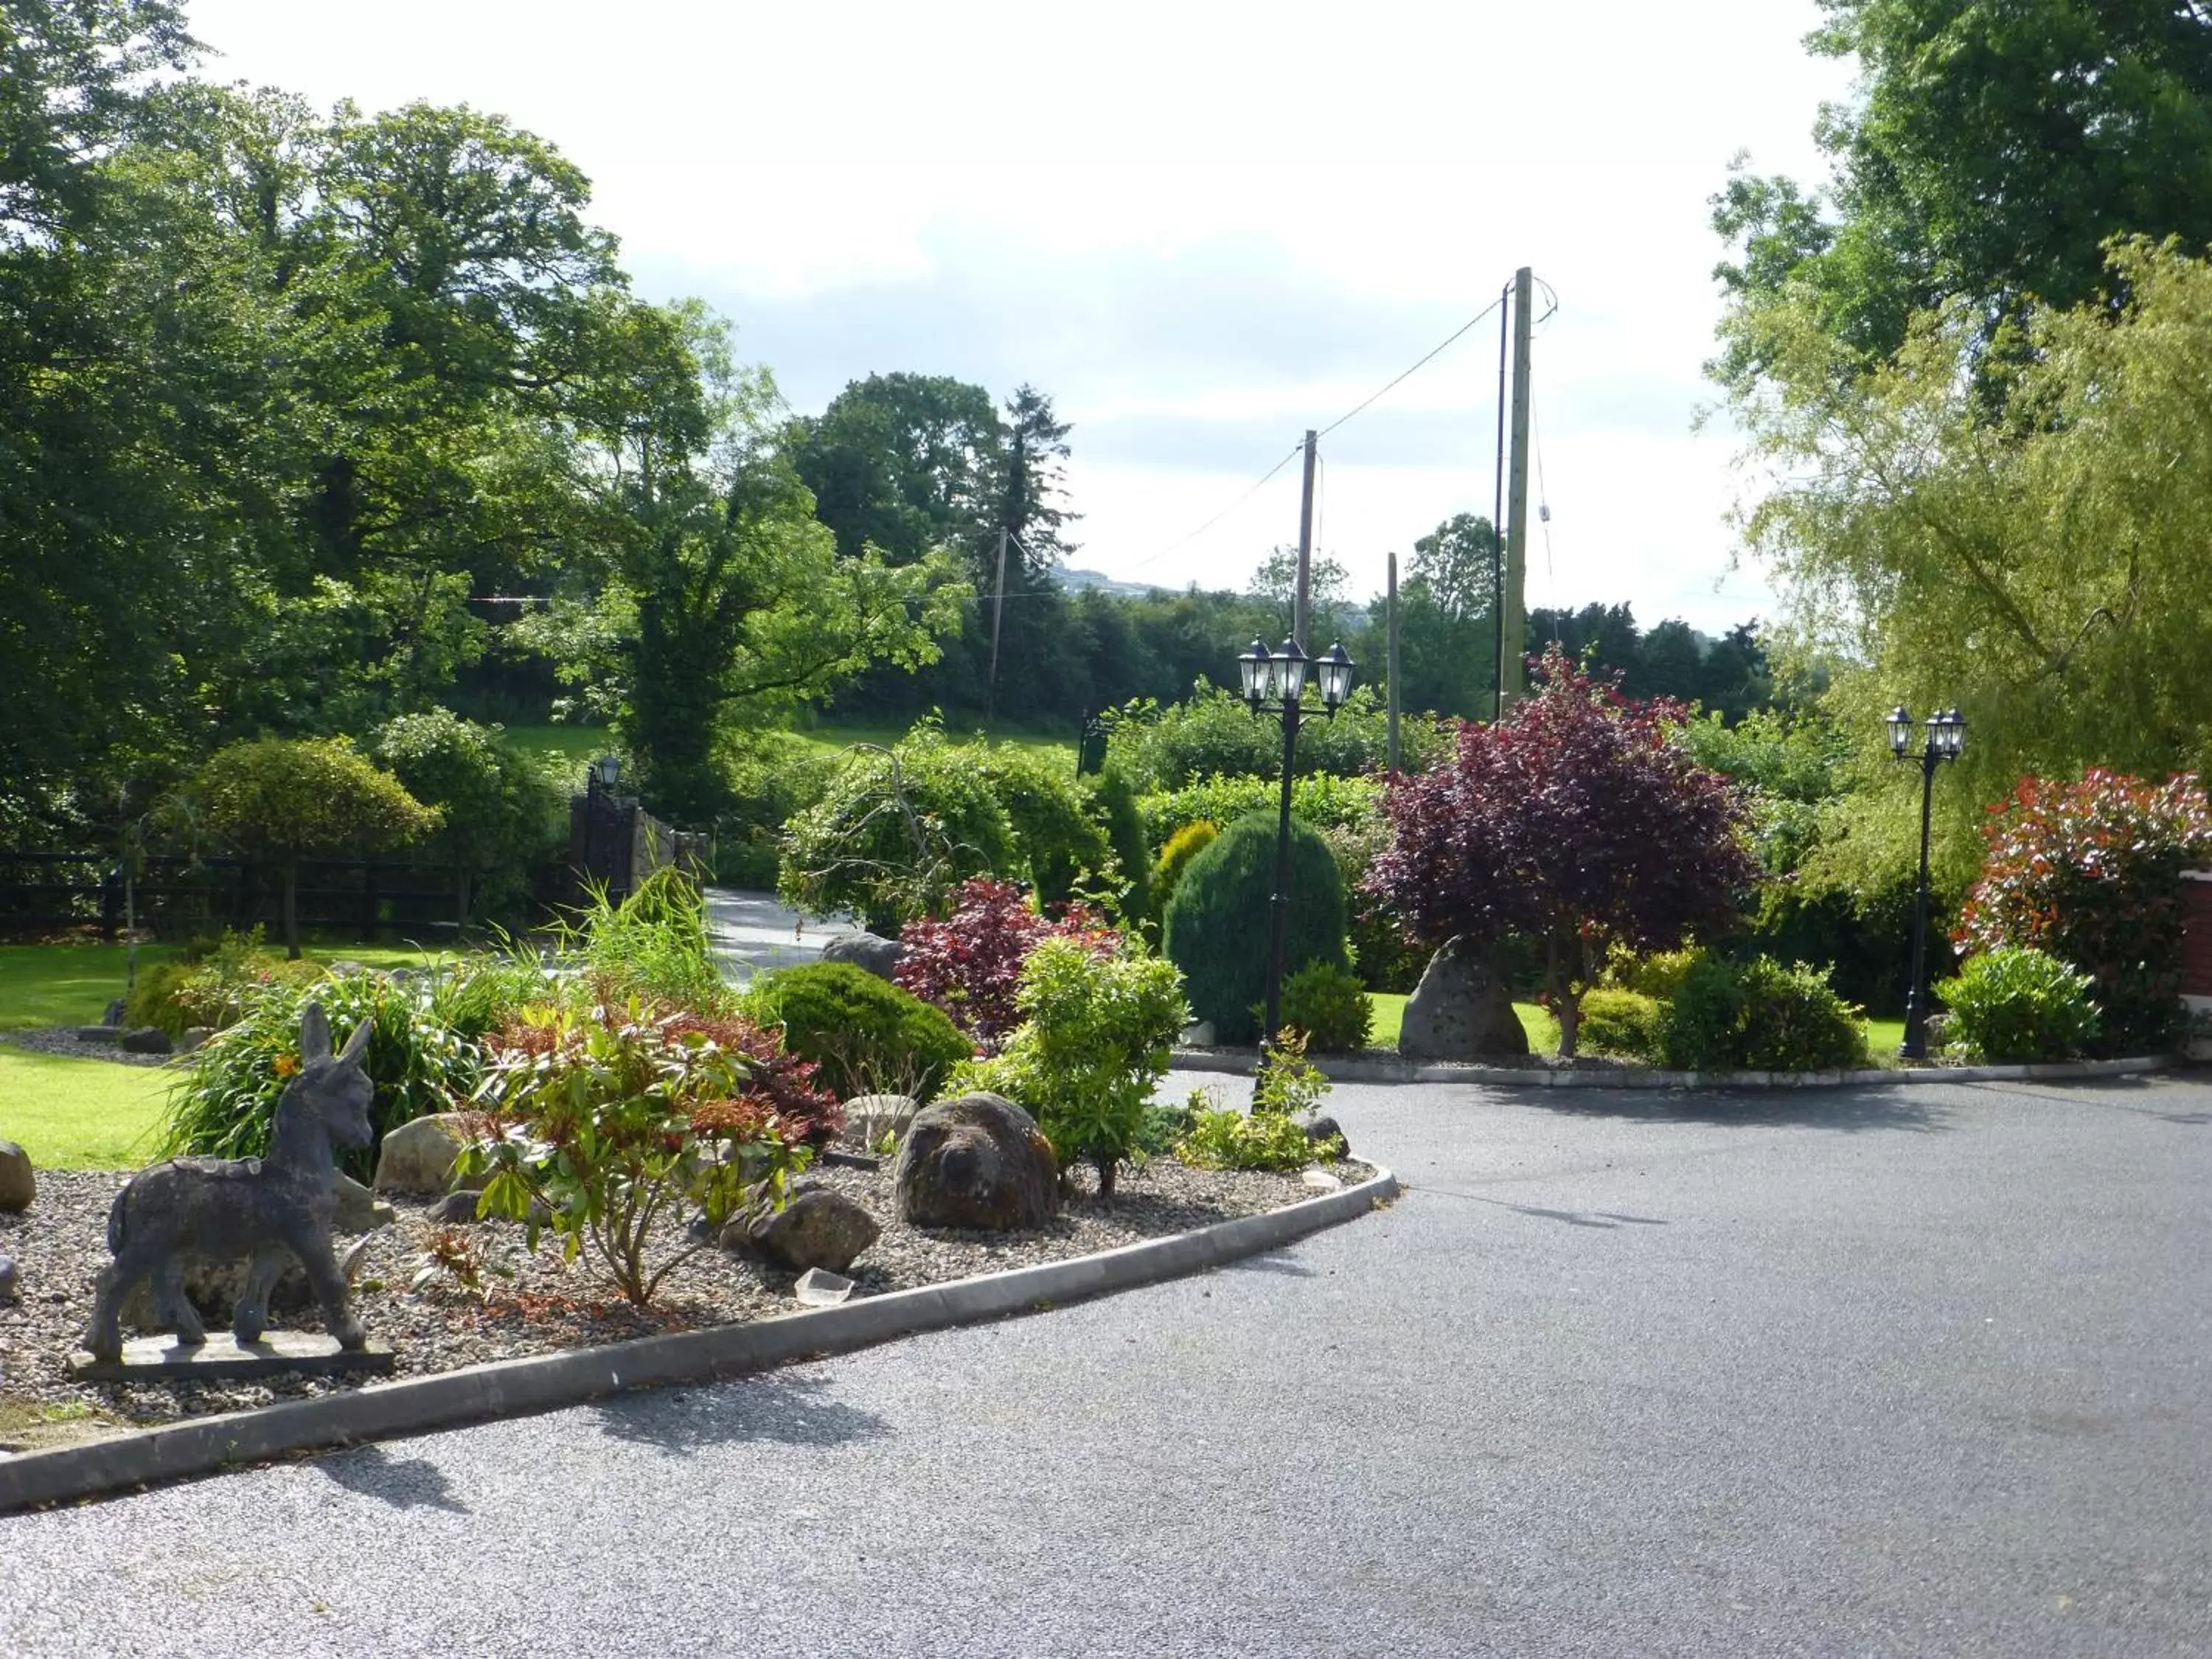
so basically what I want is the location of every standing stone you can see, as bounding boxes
[0,1139,32,1211]
[894,1093,1060,1232]
[821,933,908,981]
[723,1184,881,1273]
[1398,936,1531,1061]
[371,1113,483,1194]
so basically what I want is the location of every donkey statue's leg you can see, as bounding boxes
[83,1236,165,1363]
[290,1225,368,1350]
[155,1256,206,1346]
[230,1243,293,1346]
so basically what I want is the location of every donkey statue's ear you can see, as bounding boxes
[338,1014,372,1066]
[300,1001,333,1063]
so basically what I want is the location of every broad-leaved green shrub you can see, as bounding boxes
[1164,814,1348,1046]
[949,938,1187,1197]
[745,960,973,1100]
[1271,961,1374,1053]
[1935,947,2101,1062]
[1575,988,1664,1062]
[1658,954,1869,1074]
[369,709,566,923]
[1139,772,1382,850]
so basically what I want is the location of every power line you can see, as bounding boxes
[1316,293,1509,440]
[1124,441,1304,571]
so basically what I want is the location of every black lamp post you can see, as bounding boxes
[1239,636,1355,1054]
[1889,703,1966,1060]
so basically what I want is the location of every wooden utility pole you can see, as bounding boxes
[987,526,1009,722]
[1293,429,1318,644]
[1500,265,1533,712]
[1385,551,1401,772]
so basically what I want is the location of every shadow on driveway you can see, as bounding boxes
[1524,1085,1952,1135]
[312,1444,472,1513]
[588,1373,891,1455]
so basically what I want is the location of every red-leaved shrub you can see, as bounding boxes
[897,877,1119,1050]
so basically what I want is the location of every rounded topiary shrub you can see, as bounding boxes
[745,961,974,1101]
[1576,988,1663,1062]
[1658,954,1869,1074]
[1934,946,2101,1062]
[1272,960,1374,1052]
[1164,813,1349,1047]
[1150,818,1218,922]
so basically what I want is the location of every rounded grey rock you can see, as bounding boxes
[0,1138,33,1211]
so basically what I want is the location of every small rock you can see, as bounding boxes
[821,933,907,981]
[338,1237,372,1285]
[894,1092,1060,1232]
[723,1186,880,1274]
[841,1093,917,1148]
[793,1267,855,1307]
[372,1113,483,1194]
[333,1173,394,1232]
[1305,1115,1348,1154]
[0,1138,32,1211]
[120,1026,173,1055]
[102,998,127,1027]
[327,960,370,978]
[0,1256,19,1303]
[178,1026,215,1054]
[425,1190,484,1224]
[1301,1168,1344,1192]
[74,1026,125,1046]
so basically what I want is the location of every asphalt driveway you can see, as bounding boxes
[6,1072,2209,1657]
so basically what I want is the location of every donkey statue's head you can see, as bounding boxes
[292,1001,376,1153]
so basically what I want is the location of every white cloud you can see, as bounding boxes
[187,0,1854,630]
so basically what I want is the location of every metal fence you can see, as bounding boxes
[0,851,472,942]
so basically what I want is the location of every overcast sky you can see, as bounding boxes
[186,0,1854,633]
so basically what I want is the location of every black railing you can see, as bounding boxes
[0,852,477,942]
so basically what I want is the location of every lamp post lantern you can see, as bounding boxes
[1891,704,1966,1060]
[1239,636,1354,1062]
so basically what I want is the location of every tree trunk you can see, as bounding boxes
[1096,1156,1116,1201]
[282,858,301,959]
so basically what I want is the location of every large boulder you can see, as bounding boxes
[371,1113,484,1195]
[894,1092,1060,1232]
[821,932,908,981]
[1399,936,1531,1062]
[0,1139,32,1211]
[724,1184,881,1274]
[120,1026,173,1055]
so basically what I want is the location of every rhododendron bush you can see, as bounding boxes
[1363,647,1757,1056]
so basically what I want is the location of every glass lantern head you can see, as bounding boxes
[1886,706,1914,757]
[1238,640,1270,707]
[1316,641,1354,712]
[1274,637,1310,703]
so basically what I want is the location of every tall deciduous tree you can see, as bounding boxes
[1365,648,1757,1055]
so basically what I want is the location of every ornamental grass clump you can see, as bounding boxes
[461,993,822,1305]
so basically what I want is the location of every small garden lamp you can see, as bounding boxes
[1891,703,1966,1062]
[1315,641,1354,713]
[1239,640,1271,711]
[589,755,621,795]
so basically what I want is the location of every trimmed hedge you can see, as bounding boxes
[1164,813,1348,1046]
[1658,954,1869,1073]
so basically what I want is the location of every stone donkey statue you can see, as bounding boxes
[83,1001,376,1362]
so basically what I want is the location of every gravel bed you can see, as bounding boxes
[1,1029,175,1067]
[0,1154,1369,1445]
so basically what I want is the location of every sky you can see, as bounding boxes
[185,0,1856,634]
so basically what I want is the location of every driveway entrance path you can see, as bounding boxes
[7,1074,2211,1657]
[702,886,860,980]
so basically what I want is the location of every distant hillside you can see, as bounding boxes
[1058,567,1171,599]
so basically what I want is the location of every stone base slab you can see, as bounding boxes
[67,1333,396,1383]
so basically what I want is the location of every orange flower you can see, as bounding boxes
[273,1052,300,1078]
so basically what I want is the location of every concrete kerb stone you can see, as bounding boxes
[1170,1047,2177,1090]
[0,1166,1397,1515]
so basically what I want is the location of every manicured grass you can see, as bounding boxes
[0,940,448,1034]
[1366,992,1559,1054]
[0,1048,170,1169]
[1864,1018,1905,1065]
[783,717,1077,769]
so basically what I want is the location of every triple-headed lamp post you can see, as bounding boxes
[1889,703,1966,1061]
[1239,636,1355,1052]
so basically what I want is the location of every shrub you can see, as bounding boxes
[1575,989,1664,1060]
[123,927,323,1037]
[1935,947,2101,1063]
[1139,772,1382,850]
[1658,954,1870,1073]
[1091,767,1152,926]
[1176,1102,1335,1172]
[462,996,813,1305]
[1955,771,2212,1055]
[163,955,544,1180]
[1165,814,1349,1046]
[1606,947,1708,1001]
[974,745,1112,907]
[1252,1026,1333,1120]
[1150,820,1219,921]
[947,938,1188,1197]
[1272,961,1374,1053]
[779,728,1017,931]
[1101,684,1451,794]
[745,960,973,1100]
[369,709,566,923]
[894,877,1119,1051]
[712,732,838,891]
[195,736,441,956]
[1323,819,1426,992]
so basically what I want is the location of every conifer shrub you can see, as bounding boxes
[1150,820,1219,921]
[1164,814,1349,1046]
[744,961,973,1100]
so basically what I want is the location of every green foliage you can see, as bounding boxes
[744,961,973,1101]
[1322,818,1425,993]
[1140,772,1382,850]
[561,868,728,1016]
[369,709,565,920]
[122,928,323,1037]
[1102,684,1449,795]
[1090,767,1152,926]
[1574,989,1665,1062]
[1164,815,1349,1047]
[1659,956,1871,1074]
[1176,1103,1332,1172]
[1271,962,1374,1054]
[1935,947,2102,1064]
[709,731,838,889]
[779,728,1018,932]
[197,738,439,861]
[1252,1026,1333,1121]
[947,938,1187,1197]
[1150,820,1219,922]
[462,996,811,1305]
[975,745,1111,906]
[1955,770,2212,1055]
[162,958,540,1180]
